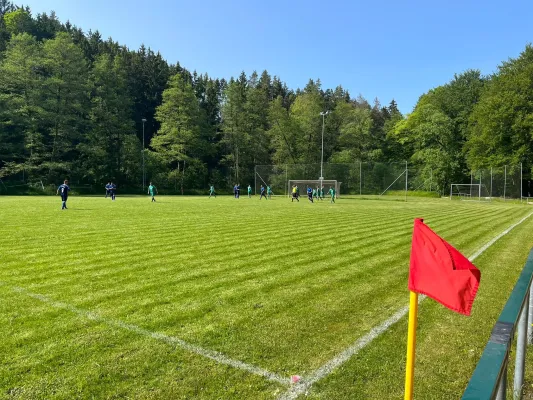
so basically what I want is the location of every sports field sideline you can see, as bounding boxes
[2,195,533,399]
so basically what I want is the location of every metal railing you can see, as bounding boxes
[462,249,533,399]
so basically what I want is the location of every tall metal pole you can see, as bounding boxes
[319,111,329,188]
[405,161,408,202]
[182,160,185,195]
[359,161,362,196]
[142,118,146,191]
[479,171,482,199]
[504,165,507,201]
[285,165,288,197]
[521,162,523,203]
[321,113,325,180]
[470,171,473,198]
[490,167,493,200]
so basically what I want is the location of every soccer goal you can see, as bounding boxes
[288,180,341,198]
[450,184,491,201]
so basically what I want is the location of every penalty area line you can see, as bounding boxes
[1,284,289,386]
[277,210,533,400]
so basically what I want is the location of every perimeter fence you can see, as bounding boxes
[0,162,528,199]
[254,163,525,200]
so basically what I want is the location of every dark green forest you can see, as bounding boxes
[1,1,533,193]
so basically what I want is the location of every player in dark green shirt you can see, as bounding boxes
[328,186,335,203]
[267,185,272,199]
[209,185,216,198]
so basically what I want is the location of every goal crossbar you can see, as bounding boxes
[450,183,491,201]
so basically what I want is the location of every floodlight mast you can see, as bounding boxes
[142,118,147,191]
[319,111,330,187]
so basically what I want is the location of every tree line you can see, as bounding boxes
[1,1,532,193]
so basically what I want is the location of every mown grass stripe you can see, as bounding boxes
[277,210,533,400]
[0,282,289,386]
[6,206,516,293]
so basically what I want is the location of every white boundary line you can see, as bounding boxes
[0,284,288,386]
[277,210,533,400]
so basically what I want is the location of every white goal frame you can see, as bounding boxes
[450,183,491,201]
[288,180,341,198]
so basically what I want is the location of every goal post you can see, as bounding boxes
[287,179,341,198]
[450,183,491,201]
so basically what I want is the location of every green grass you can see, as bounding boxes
[1,195,532,399]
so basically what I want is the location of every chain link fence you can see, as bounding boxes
[0,163,528,199]
[254,163,525,200]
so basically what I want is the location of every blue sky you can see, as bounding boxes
[27,0,533,114]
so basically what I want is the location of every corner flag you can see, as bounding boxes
[409,218,480,316]
[404,218,481,400]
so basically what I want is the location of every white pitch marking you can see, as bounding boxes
[278,210,533,400]
[2,284,288,386]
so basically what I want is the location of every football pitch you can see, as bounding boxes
[2,195,533,399]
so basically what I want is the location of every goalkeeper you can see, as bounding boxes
[209,185,216,198]
[291,185,299,202]
[267,185,273,199]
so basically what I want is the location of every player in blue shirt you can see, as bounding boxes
[57,180,70,210]
[259,184,267,200]
[110,181,117,200]
[307,186,314,203]
[105,182,111,198]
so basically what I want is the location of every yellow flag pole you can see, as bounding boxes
[404,291,419,400]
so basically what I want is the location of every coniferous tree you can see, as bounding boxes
[41,32,89,180]
[151,73,208,178]
[80,54,136,184]
[221,73,248,182]
[0,33,44,178]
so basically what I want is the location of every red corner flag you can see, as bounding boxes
[408,219,481,316]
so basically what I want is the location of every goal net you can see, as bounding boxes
[450,184,491,201]
[288,180,341,198]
